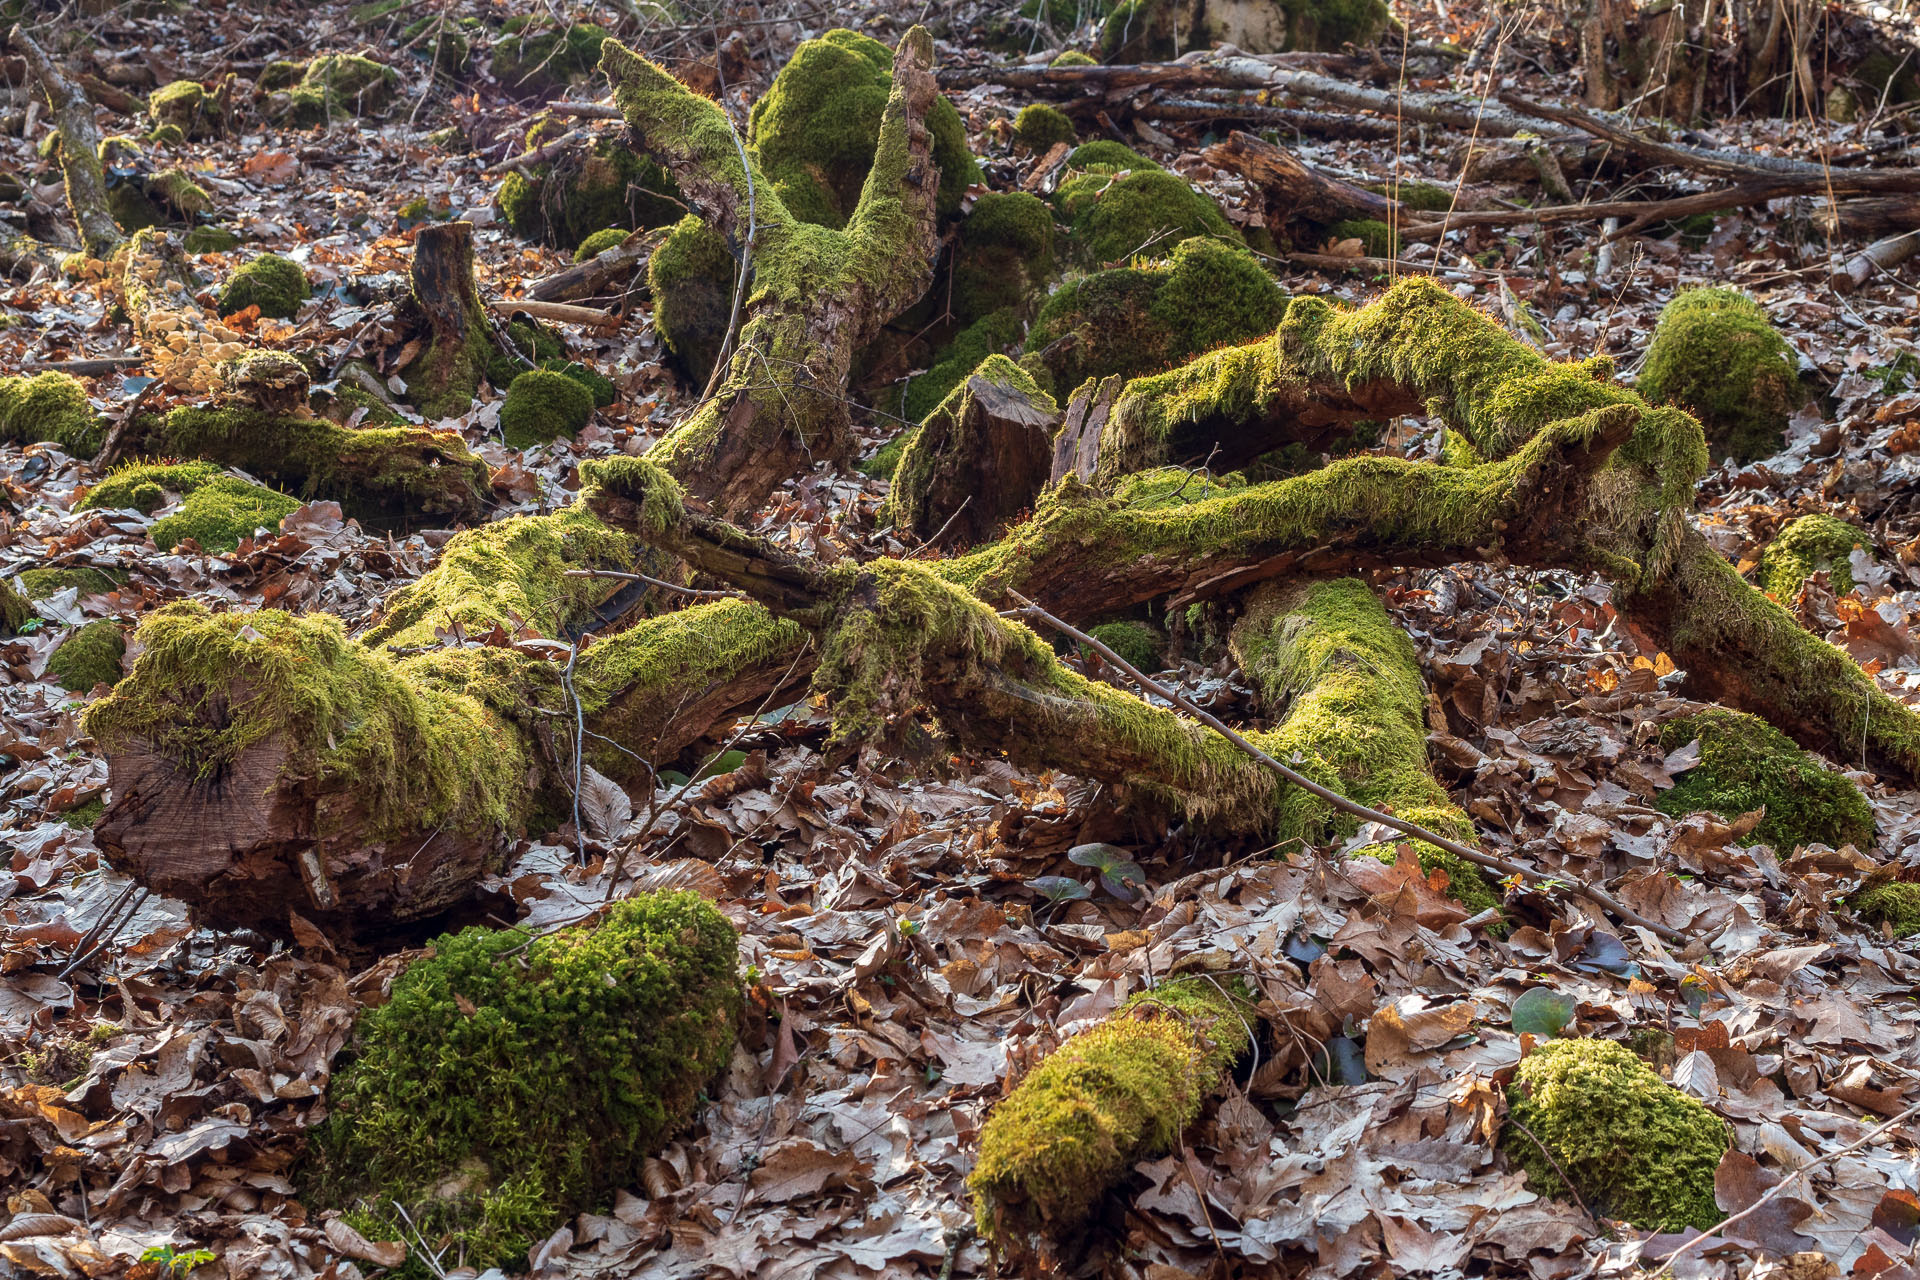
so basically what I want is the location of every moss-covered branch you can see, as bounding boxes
[10,25,123,259]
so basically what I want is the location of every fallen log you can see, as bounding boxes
[9,25,122,259]
[1203,130,1403,229]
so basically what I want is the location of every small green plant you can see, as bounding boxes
[140,1246,216,1276]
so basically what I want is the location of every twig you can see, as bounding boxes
[1649,1100,1920,1276]
[563,567,742,599]
[1001,590,1689,944]
[57,884,148,980]
[905,495,971,557]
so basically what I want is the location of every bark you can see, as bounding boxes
[1203,131,1403,230]
[527,226,661,303]
[602,28,944,518]
[886,361,1059,549]
[9,25,122,259]
[401,220,527,419]
[1830,227,1920,294]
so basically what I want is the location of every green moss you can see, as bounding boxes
[492,22,609,92]
[951,190,1056,325]
[500,369,594,448]
[62,797,105,829]
[1656,709,1873,852]
[539,358,615,408]
[258,60,307,92]
[1051,50,1098,66]
[886,354,1057,540]
[1088,620,1161,670]
[1637,288,1800,464]
[148,80,210,136]
[1067,141,1158,171]
[322,384,406,425]
[1232,578,1498,910]
[182,225,240,254]
[970,977,1252,1242]
[0,371,104,455]
[147,168,212,219]
[648,215,736,386]
[1028,237,1284,390]
[497,139,680,250]
[84,459,225,512]
[902,308,1025,426]
[306,892,740,1276]
[48,620,126,692]
[150,476,302,552]
[747,28,979,228]
[1366,180,1451,211]
[1849,882,1920,936]
[302,54,400,114]
[1502,1038,1728,1232]
[17,567,124,600]
[0,578,30,636]
[1327,217,1396,257]
[1054,167,1240,265]
[218,253,310,319]
[1013,103,1076,152]
[1759,513,1866,599]
[146,122,186,147]
[573,227,628,261]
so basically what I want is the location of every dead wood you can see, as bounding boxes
[9,24,122,259]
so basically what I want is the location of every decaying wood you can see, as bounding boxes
[1831,227,1920,294]
[526,227,659,303]
[9,24,122,259]
[889,364,1059,549]
[1203,131,1403,229]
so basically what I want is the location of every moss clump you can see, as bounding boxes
[182,225,241,254]
[648,215,736,386]
[1656,709,1873,852]
[1028,237,1284,391]
[951,190,1056,326]
[540,358,615,408]
[258,60,307,91]
[1637,288,1801,463]
[148,80,211,136]
[748,28,979,228]
[1088,619,1162,670]
[1051,49,1097,66]
[901,309,1025,427]
[17,567,123,600]
[218,253,310,319]
[573,227,627,261]
[970,977,1252,1243]
[0,578,31,636]
[0,371,103,455]
[492,22,609,92]
[500,369,594,448]
[1013,103,1076,152]
[497,139,680,251]
[1503,1039,1728,1232]
[1068,140,1158,171]
[1759,513,1867,599]
[1054,167,1240,266]
[303,54,400,114]
[47,620,127,692]
[307,892,741,1273]
[84,459,224,512]
[1849,882,1920,936]
[150,476,302,552]
[1327,217,1397,258]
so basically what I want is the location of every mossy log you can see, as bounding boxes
[9,25,122,259]
[601,27,945,517]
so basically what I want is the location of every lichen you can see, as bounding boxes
[647,214,736,385]
[1502,1038,1728,1232]
[747,28,979,228]
[48,620,126,692]
[1655,708,1873,852]
[0,371,104,455]
[1637,287,1801,464]
[1759,513,1866,599]
[1849,882,1920,936]
[500,368,594,448]
[1013,103,1076,152]
[1053,168,1241,266]
[218,253,310,319]
[305,892,741,1276]
[1027,237,1285,391]
[573,227,628,261]
[969,976,1253,1244]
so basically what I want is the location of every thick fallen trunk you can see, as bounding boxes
[1203,130,1405,229]
[10,25,122,259]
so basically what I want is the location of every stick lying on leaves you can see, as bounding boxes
[1002,589,1689,945]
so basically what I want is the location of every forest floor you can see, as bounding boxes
[1,1,1919,1278]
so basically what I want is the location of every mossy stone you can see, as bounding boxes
[1054,167,1240,265]
[1066,140,1158,171]
[501,369,594,447]
[1013,103,1076,153]
[183,225,241,254]
[303,54,400,114]
[1502,1038,1728,1232]
[498,139,680,250]
[573,227,628,261]
[150,476,302,552]
[648,215,736,386]
[148,80,211,137]
[1656,708,1873,852]
[218,253,310,319]
[1637,287,1801,463]
[146,122,186,147]
[1850,882,1920,936]
[1028,236,1284,390]
[48,620,127,692]
[258,60,307,92]
[748,28,980,228]
[951,190,1056,325]
[539,358,616,408]
[1088,619,1162,670]
[0,371,103,455]
[0,578,31,636]
[306,892,741,1274]
[1759,513,1866,599]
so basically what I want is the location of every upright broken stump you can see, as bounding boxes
[402,220,525,418]
[886,356,1058,549]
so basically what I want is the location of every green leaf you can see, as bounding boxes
[1099,860,1146,901]
[1067,842,1129,874]
[1510,986,1575,1038]
[1030,875,1092,903]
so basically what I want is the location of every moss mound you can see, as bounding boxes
[901,309,1026,428]
[1503,1039,1728,1232]
[258,60,307,92]
[84,460,225,513]
[573,227,627,261]
[1054,166,1240,266]
[1850,882,1920,936]
[182,225,241,254]
[952,190,1057,326]
[0,371,103,455]
[152,477,302,552]
[970,977,1252,1241]
[1067,141,1158,171]
[1327,217,1397,257]
[48,620,127,692]
[501,369,594,448]
[304,54,400,113]
[492,21,608,92]
[1013,103,1076,152]
[1028,237,1284,391]
[1088,619,1162,670]
[539,358,615,408]
[218,253,310,319]
[307,891,741,1273]
[1637,287,1801,463]
[748,28,979,228]
[148,80,212,137]
[1051,50,1098,66]
[1759,513,1867,599]
[17,567,124,600]
[1656,709,1873,852]
[649,215,736,386]
[497,138,680,251]
[0,578,30,636]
